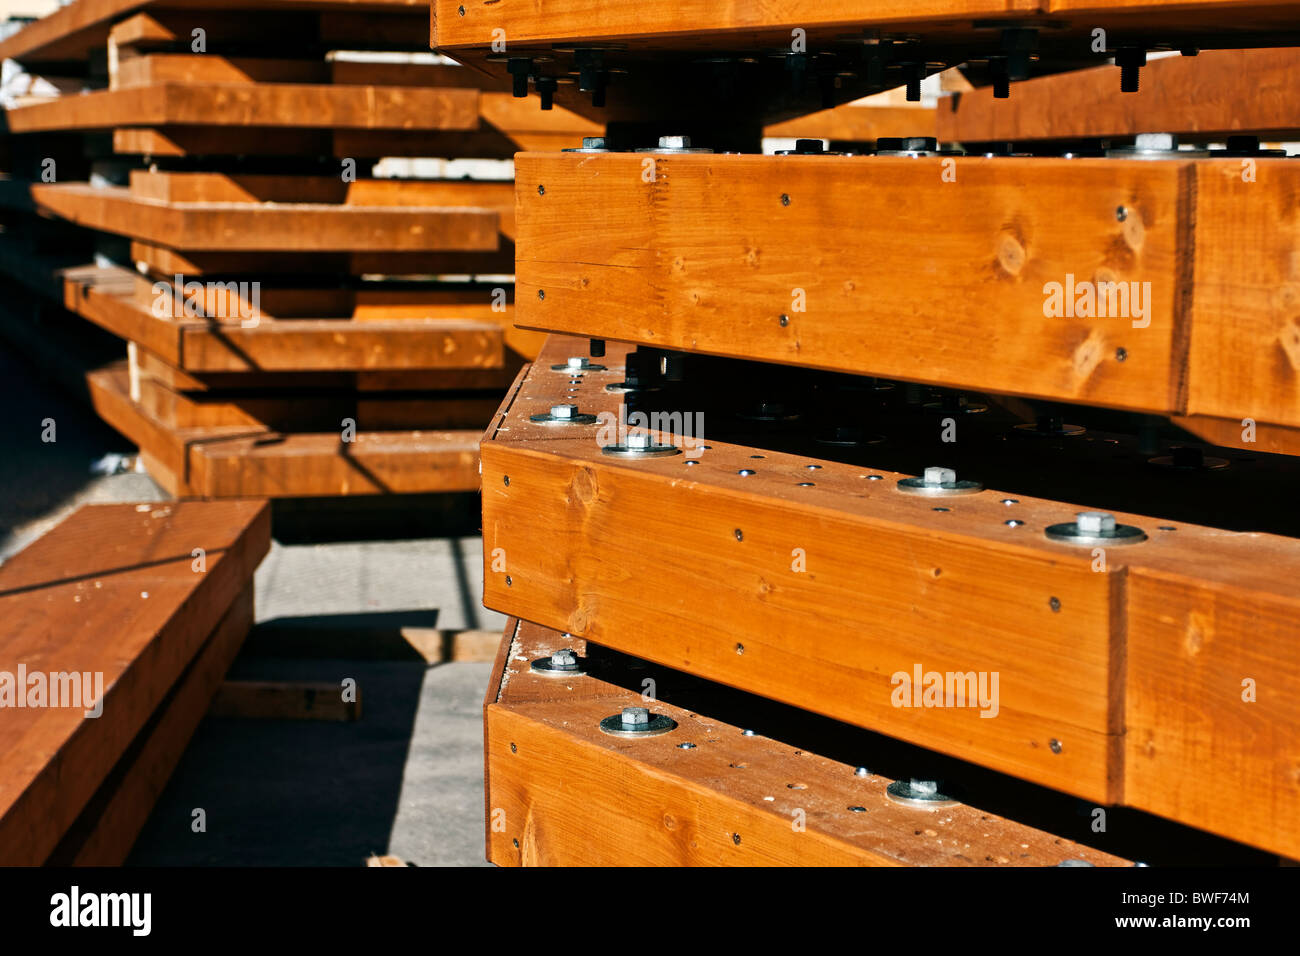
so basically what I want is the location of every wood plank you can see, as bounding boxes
[4,83,480,133]
[487,620,1131,866]
[48,583,254,865]
[115,54,329,89]
[27,183,498,252]
[764,103,937,143]
[0,500,270,865]
[938,48,1300,142]
[479,338,1300,852]
[127,241,516,278]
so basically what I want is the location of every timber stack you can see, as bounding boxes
[433,2,1300,865]
[0,0,598,498]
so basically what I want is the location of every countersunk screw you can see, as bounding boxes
[621,706,650,729]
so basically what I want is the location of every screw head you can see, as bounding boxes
[1049,738,1063,754]
[621,707,650,728]
[1076,511,1117,534]
[854,766,871,777]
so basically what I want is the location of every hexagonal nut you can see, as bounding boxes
[581,137,607,149]
[621,706,650,727]
[625,432,654,450]
[923,466,957,486]
[1076,511,1116,534]
[1135,132,1176,151]
[550,403,577,419]
[565,356,589,370]
[659,135,691,149]
[551,649,577,667]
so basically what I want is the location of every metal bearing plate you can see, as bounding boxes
[885,780,959,809]
[530,411,598,425]
[1044,522,1147,546]
[896,477,984,496]
[530,656,586,677]
[598,713,677,737]
[601,442,681,458]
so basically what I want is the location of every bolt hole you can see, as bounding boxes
[1049,596,1061,612]
[678,742,696,749]
[537,184,545,195]
[512,838,519,848]
[1158,525,1176,531]
[848,806,867,813]
[750,454,766,459]
[458,4,466,14]
[1001,498,1019,505]
[1115,347,1128,362]
[503,475,510,486]
[779,314,789,327]
[735,643,745,655]
[780,193,790,206]
[806,464,821,470]
[866,474,883,481]
[1116,205,1128,221]
[738,469,756,476]
[1005,519,1024,527]
[734,528,743,541]
[797,481,814,487]
[733,833,742,845]
[537,289,545,300]
[933,506,950,512]
[787,783,807,790]
[1049,738,1063,754]
[505,575,513,587]
[510,742,517,753]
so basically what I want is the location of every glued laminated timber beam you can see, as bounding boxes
[11,183,498,253]
[485,619,1132,867]
[513,152,1300,453]
[0,501,269,865]
[479,338,1300,859]
[937,47,1300,142]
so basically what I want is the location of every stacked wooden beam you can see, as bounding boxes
[0,0,598,497]
[442,3,1300,865]
[0,501,269,864]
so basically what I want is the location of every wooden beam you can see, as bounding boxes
[26,183,498,252]
[4,83,480,133]
[938,48,1300,142]
[49,583,254,865]
[514,152,1300,433]
[0,500,270,865]
[486,620,1131,866]
[87,365,485,497]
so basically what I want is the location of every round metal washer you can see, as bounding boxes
[1014,421,1085,437]
[896,477,984,496]
[1044,522,1147,546]
[601,442,681,458]
[885,779,959,809]
[530,411,598,425]
[550,362,607,372]
[1148,453,1230,471]
[599,713,677,737]
[530,656,586,677]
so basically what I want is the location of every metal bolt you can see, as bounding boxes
[1116,47,1146,93]
[551,649,577,668]
[550,404,576,419]
[660,135,691,149]
[582,136,606,149]
[1076,511,1116,534]
[621,707,650,729]
[910,778,938,795]
[566,356,590,371]
[1134,131,1174,151]
[625,433,654,450]
[854,767,871,778]
[924,466,957,486]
